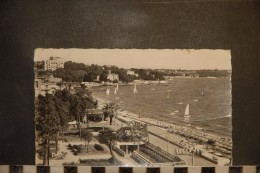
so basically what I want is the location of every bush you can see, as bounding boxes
[94,144,104,151]
[73,145,82,152]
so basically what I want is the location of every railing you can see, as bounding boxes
[113,147,126,157]
[132,151,154,165]
[143,143,182,162]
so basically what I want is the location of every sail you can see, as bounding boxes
[166,91,170,98]
[184,104,189,116]
[106,88,110,95]
[116,84,119,91]
[133,84,137,94]
[114,88,117,95]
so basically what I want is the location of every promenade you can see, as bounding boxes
[92,96,231,166]
[115,114,231,166]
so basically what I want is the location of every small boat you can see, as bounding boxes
[201,91,204,96]
[106,88,110,95]
[150,88,155,91]
[177,102,183,105]
[184,104,190,117]
[193,99,198,102]
[166,90,170,99]
[114,88,117,95]
[133,84,138,94]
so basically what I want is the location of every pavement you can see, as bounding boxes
[114,115,230,166]
[36,138,111,166]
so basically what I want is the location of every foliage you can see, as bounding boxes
[99,70,109,82]
[35,87,98,164]
[102,102,119,125]
[64,61,88,71]
[53,68,86,82]
[35,61,45,70]
[39,60,231,84]
[36,94,60,139]
[35,94,61,165]
[53,90,71,132]
[68,88,97,136]
[99,130,117,164]
[81,129,93,151]
[52,61,167,83]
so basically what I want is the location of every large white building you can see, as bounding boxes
[107,70,119,82]
[107,73,119,82]
[44,57,64,71]
[127,70,139,77]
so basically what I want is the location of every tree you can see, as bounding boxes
[35,88,98,164]
[69,88,97,137]
[99,70,109,82]
[36,94,60,165]
[99,130,117,164]
[102,102,119,125]
[81,129,93,152]
[53,90,72,153]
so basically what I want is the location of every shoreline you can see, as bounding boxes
[94,94,231,165]
[93,95,231,141]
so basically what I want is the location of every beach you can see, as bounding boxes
[93,93,232,166]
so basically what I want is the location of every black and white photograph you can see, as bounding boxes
[34,48,232,166]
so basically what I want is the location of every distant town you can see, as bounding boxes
[35,57,231,94]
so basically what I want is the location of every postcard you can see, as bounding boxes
[34,49,232,166]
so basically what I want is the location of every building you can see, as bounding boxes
[34,80,61,97]
[44,73,62,83]
[127,70,139,77]
[107,70,119,82]
[107,73,119,82]
[44,57,64,71]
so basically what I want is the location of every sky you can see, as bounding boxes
[34,49,231,70]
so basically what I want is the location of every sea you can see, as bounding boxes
[92,78,232,138]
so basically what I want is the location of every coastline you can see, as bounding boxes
[93,94,231,142]
[93,94,232,165]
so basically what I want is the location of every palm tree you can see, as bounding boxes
[102,102,119,125]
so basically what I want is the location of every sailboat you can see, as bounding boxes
[114,88,117,95]
[166,90,171,99]
[116,84,119,91]
[106,88,110,95]
[133,84,138,94]
[184,104,190,117]
[201,91,204,96]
